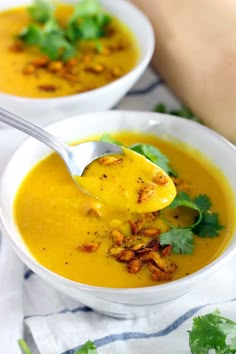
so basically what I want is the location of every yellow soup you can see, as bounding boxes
[14,132,235,288]
[0,4,139,98]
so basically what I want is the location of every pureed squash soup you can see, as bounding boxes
[0,1,139,98]
[14,132,235,288]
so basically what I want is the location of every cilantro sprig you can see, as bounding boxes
[18,0,111,61]
[154,103,202,123]
[18,338,98,354]
[129,143,176,176]
[189,311,236,354]
[160,192,223,254]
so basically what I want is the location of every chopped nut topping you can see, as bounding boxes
[31,56,49,67]
[77,242,100,253]
[127,258,142,274]
[137,183,155,204]
[110,229,125,246]
[116,249,135,262]
[153,173,169,185]
[38,84,57,92]
[138,227,161,237]
[99,155,123,165]
[23,64,36,75]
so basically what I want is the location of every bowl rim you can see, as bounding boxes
[1,110,236,295]
[0,0,155,102]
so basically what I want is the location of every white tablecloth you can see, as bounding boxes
[1,67,236,354]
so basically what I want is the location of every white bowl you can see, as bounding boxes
[1,111,236,318]
[0,0,154,126]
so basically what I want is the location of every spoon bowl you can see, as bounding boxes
[0,106,123,175]
[0,107,176,211]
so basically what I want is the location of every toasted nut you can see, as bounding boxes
[9,42,24,53]
[99,156,123,165]
[31,56,49,67]
[112,66,122,78]
[161,245,172,257]
[85,64,105,73]
[116,249,135,262]
[38,84,57,92]
[131,243,145,251]
[77,242,99,252]
[110,229,125,246]
[65,58,78,67]
[127,258,142,274]
[129,219,138,235]
[171,177,191,193]
[150,268,173,281]
[151,252,177,273]
[60,72,78,82]
[138,227,161,237]
[109,246,125,256]
[138,183,155,204]
[47,60,64,73]
[23,64,36,75]
[146,238,160,251]
[153,173,169,185]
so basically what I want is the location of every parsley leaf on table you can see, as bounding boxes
[189,312,236,354]
[160,228,194,254]
[129,143,176,176]
[74,340,99,354]
[154,103,202,123]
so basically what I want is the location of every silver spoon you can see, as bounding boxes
[0,107,122,179]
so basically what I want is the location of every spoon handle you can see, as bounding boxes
[0,107,69,162]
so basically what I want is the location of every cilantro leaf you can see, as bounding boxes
[129,143,176,176]
[72,0,102,18]
[193,194,212,213]
[74,340,98,354]
[28,0,54,23]
[193,212,223,237]
[167,191,202,229]
[18,24,42,45]
[189,313,236,354]
[100,134,122,145]
[154,103,202,123]
[160,228,194,254]
[66,0,111,43]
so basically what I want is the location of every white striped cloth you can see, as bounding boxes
[1,67,236,354]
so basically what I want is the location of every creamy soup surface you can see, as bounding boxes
[0,4,139,98]
[14,132,235,288]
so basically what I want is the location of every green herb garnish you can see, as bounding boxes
[74,340,99,354]
[189,310,236,354]
[160,228,194,254]
[18,338,98,354]
[129,143,176,176]
[154,103,202,123]
[19,0,111,61]
[160,192,223,254]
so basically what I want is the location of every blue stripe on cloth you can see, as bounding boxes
[24,306,93,320]
[24,269,34,279]
[61,297,236,354]
[127,79,164,96]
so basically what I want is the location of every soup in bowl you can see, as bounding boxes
[1,111,236,318]
[0,0,154,125]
